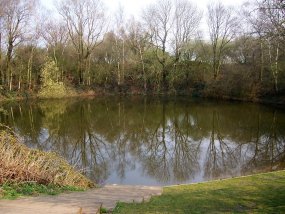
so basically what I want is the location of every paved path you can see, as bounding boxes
[0,185,162,214]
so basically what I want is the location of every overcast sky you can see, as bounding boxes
[41,0,247,17]
[40,0,247,38]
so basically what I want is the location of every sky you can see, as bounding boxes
[105,0,246,15]
[40,0,247,38]
[41,0,247,17]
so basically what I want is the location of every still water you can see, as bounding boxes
[0,97,285,186]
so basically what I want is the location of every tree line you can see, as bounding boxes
[0,0,284,99]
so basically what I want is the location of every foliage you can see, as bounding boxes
[38,59,77,98]
[40,59,61,87]
[113,170,285,213]
[0,128,94,188]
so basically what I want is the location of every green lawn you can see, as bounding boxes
[113,170,285,213]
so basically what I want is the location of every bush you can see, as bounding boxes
[38,59,77,98]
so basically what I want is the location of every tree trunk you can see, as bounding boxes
[85,55,91,86]
[139,47,147,93]
[122,39,125,85]
[6,39,13,90]
[0,32,2,85]
[273,41,279,93]
[9,70,13,91]
[18,65,22,90]
[213,44,218,79]
[27,47,35,90]
[115,38,121,88]
[162,66,168,94]
[267,38,279,93]
[260,40,264,82]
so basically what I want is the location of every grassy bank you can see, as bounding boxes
[114,170,285,213]
[0,127,94,199]
[0,183,83,199]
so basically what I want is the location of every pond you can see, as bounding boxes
[0,96,285,186]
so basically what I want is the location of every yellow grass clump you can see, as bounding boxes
[0,129,94,189]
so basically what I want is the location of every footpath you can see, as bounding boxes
[0,185,162,214]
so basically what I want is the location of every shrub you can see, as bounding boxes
[38,59,77,98]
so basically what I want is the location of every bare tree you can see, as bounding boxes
[143,0,202,92]
[40,18,69,83]
[172,0,202,62]
[143,0,174,93]
[258,0,284,92]
[113,4,126,88]
[128,18,150,93]
[57,0,107,85]
[243,0,284,92]
[41,21,68,57]
[207,2,238,79]
[260,0,285,39]
[1,0,35,90]
[0,1,4,85]
[242,1,267,82]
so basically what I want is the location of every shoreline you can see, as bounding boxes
[0,89,284,109]
[164,169,285,188]
[113,169,285,213]
[1,170,284,214]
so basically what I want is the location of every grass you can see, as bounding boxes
[0,126,94,200]
[0,182,83,199]
[113,170,285,213]
[99,206,109,213]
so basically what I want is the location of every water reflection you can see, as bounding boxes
[0,97,285,185]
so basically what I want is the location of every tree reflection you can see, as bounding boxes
[0,98,284,185]
[243,111,285,173]
[204,110,238,180]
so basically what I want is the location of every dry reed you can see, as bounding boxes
[0,129,94,189]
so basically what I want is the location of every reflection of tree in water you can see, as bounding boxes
[203,108,285,180]
[171,113,201,182]
[33,100,112,183]
[1,98,202,184]
[141,102,171,182]
[0,102,43,148]
[109,101,135,181]
[139,101,201,183]
[203,110,237,180]
[242,111,285,173]
[171,103,201,182]
[1,98,285,184]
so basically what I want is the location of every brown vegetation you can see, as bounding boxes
[0,128,93,188]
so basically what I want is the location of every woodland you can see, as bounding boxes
[0,0,284,101]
